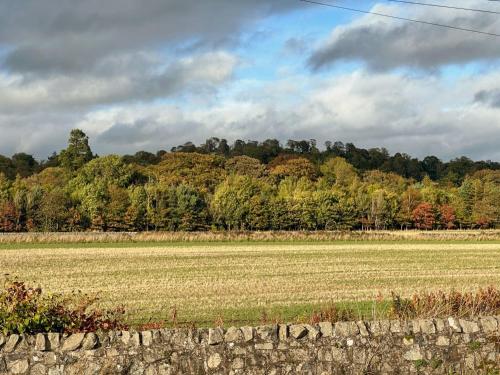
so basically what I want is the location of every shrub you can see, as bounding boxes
[390,286,500,319]
[307,304,356,325]
[0,279,127,335]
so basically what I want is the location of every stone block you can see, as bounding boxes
[208,328,224,345]
[331,347,347,364]
[241,326,254,342]
[256,325,277,340]
[403,346,423,361]
[47,333,61,350]
[479,316,498,333]
[389,320,402,333]
[35,334,48,352]
[225,327,243,343]
[415,319,436,334]
[289,348,309,362]
[448,317,462,332]
[62,333,85,351]
[334,321,359,337]
[142,331,153,347]
[318,348,332,362]
[367,321,388,336]
[289,325,308,339]
[357,321,369,336]
[403,336,414,346]
[131,332,141,347]
[434,318,445,332]
[436,336,450,346]
[232,357,244,370]
[255,342,273,350]
[318,322,333,337]
[121,331,131,345]
[30,364,47,375]
[3,334,20,353]
[82,333,98,350]
[305,325,320,340]
[278,324,288,341]
[459,319,480,334]
[9,359,29,374]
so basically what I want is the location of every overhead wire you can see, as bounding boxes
[299,0,500,38]
[386,0,500,15]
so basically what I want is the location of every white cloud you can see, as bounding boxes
[63,70,500,161]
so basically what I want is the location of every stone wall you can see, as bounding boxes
[0,316,498,374]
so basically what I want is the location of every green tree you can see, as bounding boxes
[150,152,226,194]
[69,156,133,230]
[11,153,39,178]
[225,156,267,178]
[59,129,94,171]
[269,156,317,180]
[320,157,357,187]
[211,175,269,230]
[397,187,421,229]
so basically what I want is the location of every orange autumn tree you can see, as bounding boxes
[439,204,456,229]
[412,202,435,230]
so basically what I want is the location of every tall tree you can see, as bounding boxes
[59,129,94,171]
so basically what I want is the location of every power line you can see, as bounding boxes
[387,0,500,15]
[299,0,500,38]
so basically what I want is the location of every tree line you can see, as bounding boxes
[0,129,498,232]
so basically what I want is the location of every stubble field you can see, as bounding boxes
[1,240,499,326]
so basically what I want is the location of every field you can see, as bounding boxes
[1,238,499,327]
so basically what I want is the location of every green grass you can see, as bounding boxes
[132,300,391,328]
[1,239,499,250]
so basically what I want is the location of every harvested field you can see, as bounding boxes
[1,241,499,326]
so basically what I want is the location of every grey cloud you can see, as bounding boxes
[475,89,500,107]
[308,2,500,71]
[0,51,237,112]
[0,0,298,75]
[283,37,311,56]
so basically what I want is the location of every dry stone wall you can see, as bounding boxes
[0,316,499,374]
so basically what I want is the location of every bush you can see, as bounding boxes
[0,279,127,335]
[390,286,500,320]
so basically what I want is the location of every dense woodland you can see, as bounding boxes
[0,129,499,232]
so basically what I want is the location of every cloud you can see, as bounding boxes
[308,1,500,71]
[0,0,499,163]
[0,0,298,75]
[2,69,499,161]
[475,89,500,108]
[66,70,500,161]
[0,51,238,112]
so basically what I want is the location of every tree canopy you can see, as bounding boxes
[0,129,498,232]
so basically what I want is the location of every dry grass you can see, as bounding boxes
[0,230,499,244]
[1,241,499,326]
[390,286,500,319]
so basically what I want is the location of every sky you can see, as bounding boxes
[0,0,500,161]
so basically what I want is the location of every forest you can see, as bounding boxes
[0,129,498,232]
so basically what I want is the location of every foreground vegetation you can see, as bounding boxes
[0,130,499,233]
[2,277,499,334]
[1,241,499,326]
[1,229,500,245]
[0,279,126,335]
